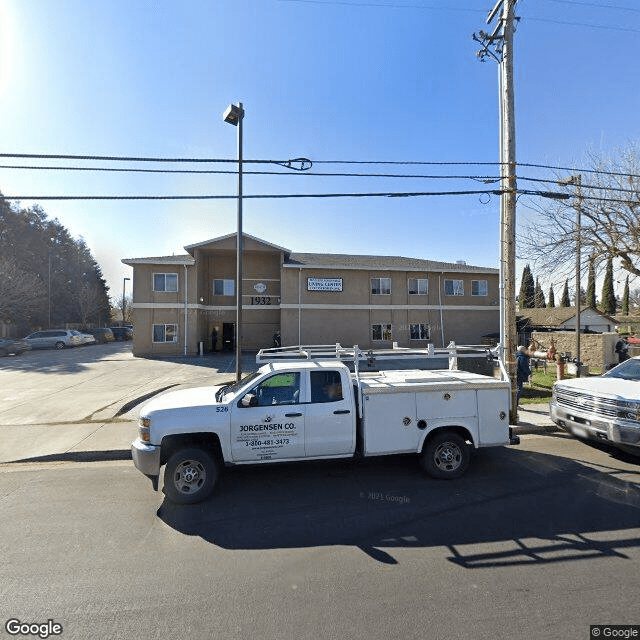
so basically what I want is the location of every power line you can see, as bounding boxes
[547,0,640,13]
[525,15,640,33]
[3,155,640,181]
[1,188,636,202]
[1,189,503,201]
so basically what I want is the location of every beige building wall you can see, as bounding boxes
[280,266,499,349]
[129,261,197,357]
[125,234,499,356]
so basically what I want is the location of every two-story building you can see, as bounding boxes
[122,233,499,357]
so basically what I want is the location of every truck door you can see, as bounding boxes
[230,371,306,461]
[305,370,355,457]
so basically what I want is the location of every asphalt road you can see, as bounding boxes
[1,341,639,640]
[2,433,639,640]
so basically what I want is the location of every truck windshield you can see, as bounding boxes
[216,370,263,402]
[602,358,640,381]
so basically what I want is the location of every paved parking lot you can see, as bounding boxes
[0,342,258,462]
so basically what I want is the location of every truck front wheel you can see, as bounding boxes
[163,447,219,504]
[421,432,470,479]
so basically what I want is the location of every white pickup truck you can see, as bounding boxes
[131,345,519,504]
[550,355,640,456]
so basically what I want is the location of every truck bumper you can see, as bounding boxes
[550,402,640,450]
[131,439,161,489]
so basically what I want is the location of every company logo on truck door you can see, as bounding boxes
[239,423,296,432]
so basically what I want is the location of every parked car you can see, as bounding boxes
[550,356,640,456]
[22,330,81,350]
[72,330,97,345]
[87,328,115,343]
[110,326,133,341]
[0,338,31,356]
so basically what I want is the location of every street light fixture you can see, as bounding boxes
[223,102,244,382]
[122,277,131,323]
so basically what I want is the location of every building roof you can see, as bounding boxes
[184,233,291,255]
[284,252,497,273]
[518,307,617,328]
[122,233,497,273]
[122,255,195,266]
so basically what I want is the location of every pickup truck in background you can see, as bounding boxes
[132,344,520,504]
[550,356,640,456]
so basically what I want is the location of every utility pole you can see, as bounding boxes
[474,0,519,421]
[559,174,583,377]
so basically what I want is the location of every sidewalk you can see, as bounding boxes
[0,344,558,464]
[514,402,557,434]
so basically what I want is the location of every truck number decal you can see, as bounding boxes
[216,406,228,412]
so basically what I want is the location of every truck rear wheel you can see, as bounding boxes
[421,431,470,479]
[163,447,219,504]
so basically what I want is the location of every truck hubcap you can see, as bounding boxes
[174,460,206,494]
[433,442,462,471]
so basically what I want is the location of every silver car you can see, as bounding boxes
[22,330,81,350]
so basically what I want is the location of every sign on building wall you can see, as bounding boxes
[307,277,343,292]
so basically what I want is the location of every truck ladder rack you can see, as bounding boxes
[256,342,499,366]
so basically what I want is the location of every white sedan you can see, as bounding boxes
[72,331,97,346]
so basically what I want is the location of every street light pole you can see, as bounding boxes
[122,277,131,323]
[223,102,245,382]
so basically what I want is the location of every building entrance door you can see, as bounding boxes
[222,323,235,351]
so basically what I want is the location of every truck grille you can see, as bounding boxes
[555,388,640,422]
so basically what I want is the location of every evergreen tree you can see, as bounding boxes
[623,275,630,316]
[586,256,596,309]
[601,257,616,314]
[518,264,535,309]
[547,284,555,308]
[560,280,570,307]
[534,277,546,308]
[0,194,110,332]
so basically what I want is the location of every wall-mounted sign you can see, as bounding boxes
[254,282,267,293]
[307,277,343,292]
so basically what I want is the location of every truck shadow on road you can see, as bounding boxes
[157,446,640,566]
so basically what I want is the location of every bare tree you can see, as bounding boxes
[77,282,99,327]
[0,258,46,323]
[519,143,640,281]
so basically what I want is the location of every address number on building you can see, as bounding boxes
[251,296,272,305]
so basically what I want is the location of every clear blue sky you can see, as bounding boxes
[1,0,639,300]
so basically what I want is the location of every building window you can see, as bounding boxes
[471,280,488,296]
[213,279,235,296]
[444,279,464,296]
[408,278,428,295]
[153,273,178,292]
[372,323,393,341]
[153,324,177,343]
[410,323,430,340]
[371,278,391,295]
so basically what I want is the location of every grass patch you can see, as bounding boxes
[520,367,571,404]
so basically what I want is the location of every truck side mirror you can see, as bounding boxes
[241,393,258,408]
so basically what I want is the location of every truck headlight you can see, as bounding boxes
[138,417,151,442]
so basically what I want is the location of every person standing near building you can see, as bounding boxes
[516,345,531,407]
[615,337,629,363]
[211,327,218,352]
